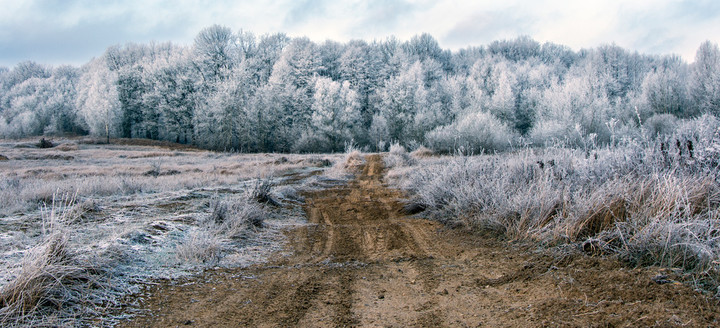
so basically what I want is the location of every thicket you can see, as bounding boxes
[1,27,718,153]
[388,114,720,295]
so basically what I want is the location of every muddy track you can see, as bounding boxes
[122,155,720,327]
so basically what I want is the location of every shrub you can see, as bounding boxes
[426,111,515,153]
[0,194,117,327]
[176,195,267,265]
[247,178,277,206]
[410,146,434,158]
[37,138,54,149]
[291,132,333,153]
[326,144,365,178]
[389,132,720,292]
[384,143,415,169]
[175,229,225,264]
[530,119,579,147]
[0,233,112,326]
[644,113,678,138]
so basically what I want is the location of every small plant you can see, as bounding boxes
[247,178,277,206]
[410,146,434,158]
[175,229,224,264]
[144,161,162,177]
[326,145,366,178]
[384,143,416,169]
[0,192,115,327]
[37,138,54,149]
[176,190,268,265]
[388,127,720,294]
[209,197,229,224]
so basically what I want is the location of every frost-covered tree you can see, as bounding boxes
[104,43,174,139]
[43,65,82,135]
[642,56,691,117]
[142,49,198,143]
[488,36,541,62]
[193,25,236,85]
[195,62,256,150]
[539,42,577,69]
[376,61,428,144]
[0,27,704,152]
[402,33,451,70]
[1,61,50,89]
[339,40,383,132]
[76,59,121,142]
[307,77,360,151]
[588,44,648,102]
[0,62,83,138]
[236,29,257,61]
[260,37,321,151]
[0,78,46,137]
[0,62,50,117]
[318,40,345,80]
[531,66,612,146]
[488,65,517,127]
[690,41,720,115]
[254,33,290,84]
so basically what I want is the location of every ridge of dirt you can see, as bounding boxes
[120,154,720,327]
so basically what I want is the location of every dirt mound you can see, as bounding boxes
[121,155,720,327]
[411,146,434,158]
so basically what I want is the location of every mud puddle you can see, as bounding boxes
[121,154,720,327]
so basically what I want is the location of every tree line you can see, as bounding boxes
[1,25,719,152]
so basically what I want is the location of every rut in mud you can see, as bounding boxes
[123,154,720,327]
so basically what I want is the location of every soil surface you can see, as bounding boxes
[121,154,720,327]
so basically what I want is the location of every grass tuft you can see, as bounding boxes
[176,189,268,265]
[387,117,720,295]
[383,143,415,169]
[0,193,117,327]
[326,143,365,178]
[247,178,277,206]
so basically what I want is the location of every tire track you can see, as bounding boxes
[122,154,720,328]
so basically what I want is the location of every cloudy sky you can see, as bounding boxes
[1,0,719,67]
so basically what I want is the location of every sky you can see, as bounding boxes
[1,0,719,67]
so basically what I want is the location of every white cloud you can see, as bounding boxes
[0,0,718,67]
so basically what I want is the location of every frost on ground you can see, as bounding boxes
[119,154,720,328]
[386,116,720,297]
[0,137,341,327]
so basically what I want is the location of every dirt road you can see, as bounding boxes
[123,154,720,327]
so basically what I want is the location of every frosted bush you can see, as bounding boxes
[426,111,515,153]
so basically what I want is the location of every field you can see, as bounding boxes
[2,137,720,326]
[0,137,341,326]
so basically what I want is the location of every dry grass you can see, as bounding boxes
[387,118,720,295]
[0,195,120,327]
[325,143,366,178]
[383,143,415,170]
[176,195,268,264]
[175,229,226,264]
[410,146,434,158]
[0,233,104,327]
[0,138,335,325]
[0,138,331,216]
[54,143,79,152]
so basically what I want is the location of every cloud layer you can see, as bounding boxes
[1,0,718,67]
